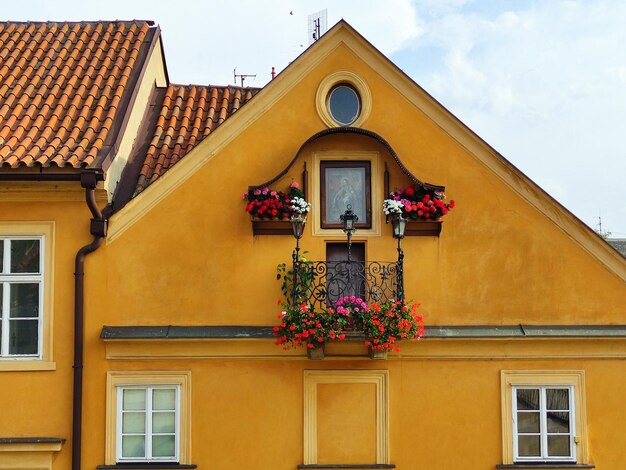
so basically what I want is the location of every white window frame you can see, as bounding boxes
[105,371,191,466]
[512,385,575,463]
[500,370,588,466]
[116,384,181,463]
[0,236,44,358]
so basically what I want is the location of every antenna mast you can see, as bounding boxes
[308,9,328,44]
[233,68,256,87]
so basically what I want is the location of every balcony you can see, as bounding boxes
[291,259,403,313]
[287,207,406,313]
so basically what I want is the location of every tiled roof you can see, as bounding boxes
[608,239,626,257]
[0,21,152,168]
[135,84,259,194]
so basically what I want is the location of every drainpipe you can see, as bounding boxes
[73,171,107,470]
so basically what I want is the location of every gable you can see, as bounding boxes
[99,21,624,328]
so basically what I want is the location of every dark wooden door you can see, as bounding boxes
[326,242,366,303]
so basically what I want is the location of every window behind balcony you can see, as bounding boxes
[326,242,365,304]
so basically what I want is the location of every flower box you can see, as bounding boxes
[368,347,388,360]
[404,219,442,236]
[251,218,293,236]
[307,346,325,360]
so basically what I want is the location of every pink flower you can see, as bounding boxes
[253,189,261,196]
[290,181,300,188]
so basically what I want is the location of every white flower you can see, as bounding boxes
[290,196,311,215]
[383,199,404,215]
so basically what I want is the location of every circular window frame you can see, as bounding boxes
[316,71,371,128]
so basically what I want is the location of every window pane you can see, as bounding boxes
[516,389,539,410]
[10,283,39,318]
[10,240,40,273]
[153,389,176,410]
[0,283,3,316]
[153,411,176,433]
[122,412,146,433]
[547,388,569,410]
[517,412,540,433]
[548,435,571,456]
[547,411,570,433]
[9,319,38,354]
[122,435,145,458]
[152,435,175,458]
[518,435,541,456]
[328,85,360,126]
[0,240,4,272]
[123,389,146,411]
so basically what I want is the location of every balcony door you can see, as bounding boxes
[326,242,365,304]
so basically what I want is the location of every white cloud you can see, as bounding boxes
[396,0,626,233]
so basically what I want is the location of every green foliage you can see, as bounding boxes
[276,252,314,306]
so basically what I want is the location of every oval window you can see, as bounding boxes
[328,85,360,126]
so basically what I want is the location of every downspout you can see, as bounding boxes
[73,170,107,470]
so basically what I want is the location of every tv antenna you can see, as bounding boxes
[308,9,328,45]
[233,68,256,87]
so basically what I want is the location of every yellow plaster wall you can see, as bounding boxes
[105,38,168,199]
[0,190,100,470]
[317,382,377,464]
[79,356,626,469]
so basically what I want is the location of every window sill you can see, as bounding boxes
[496,464,594,469]
[97,465,197,469]
[0,360,56,371]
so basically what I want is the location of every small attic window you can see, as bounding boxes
[316,71,371,128]
[328,84,360,126]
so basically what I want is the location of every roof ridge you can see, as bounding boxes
[0,20,156,27]
[168,82,262,91]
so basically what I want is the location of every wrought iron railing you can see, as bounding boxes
[292,260,403,312]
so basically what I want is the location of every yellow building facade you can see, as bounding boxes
[0,20,625,470]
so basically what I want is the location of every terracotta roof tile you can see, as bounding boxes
[0,20,152,168]
[134,84,260,194]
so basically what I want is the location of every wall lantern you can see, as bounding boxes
[291,216,307,306]
[389,213,406,303]
[340,204,358,234]
[291,217,306,240]
[340,205,358,261]
[390,214,407,239]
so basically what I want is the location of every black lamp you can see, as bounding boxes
[291,217,306,240]
[390,214,407,239]
[340,204,358,234]
[340,205,358,262]
[291,216,306,306]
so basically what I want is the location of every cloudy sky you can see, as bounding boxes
[4,0,626,236]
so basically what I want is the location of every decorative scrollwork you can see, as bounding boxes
[293,260,402,313]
